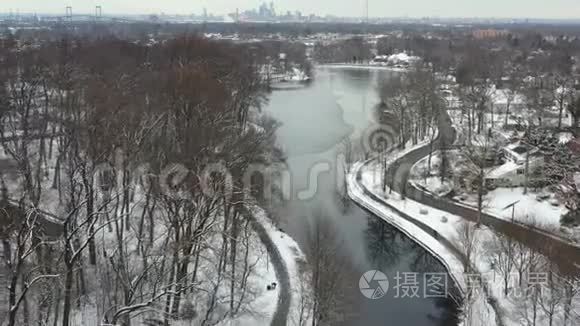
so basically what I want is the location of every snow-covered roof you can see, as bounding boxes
[558,132,574,144]
[444,95,462,108]
[555,86,573,95]
[486,161,521,179]
[388,52,418,63]
[504,142,539,163]
[491,87,526,105]
[373,52,420,64]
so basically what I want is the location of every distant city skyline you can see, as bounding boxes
[1,0,580,19]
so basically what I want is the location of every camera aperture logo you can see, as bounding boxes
[359,270,389,300]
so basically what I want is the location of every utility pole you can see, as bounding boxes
[503,200,520,223]
[366,0,369,25]
[363,0,370,63]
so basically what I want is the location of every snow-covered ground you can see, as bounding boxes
[447,86,574,133]
[215,204,311,326]
[349,160,501,326]
[318,51,421,72]
[1,138,308,326]
[347,134,501,326]
[252,206,313,326]
[457,187,567,231]
[371,52,421,67]
[447,109,514,146]
[319,63,409,72]
[410,151,457,197]
[352,139,580,326]
[57,202,282,326]
[408,147,578,242]
[361,162,580,326]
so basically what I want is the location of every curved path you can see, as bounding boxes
[351,165,505,326]
[384,111,580,276]
[242,207,291,326]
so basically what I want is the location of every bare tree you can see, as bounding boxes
[305,213,352,326]
[553,75,574,129]
[488,233,516,296]
[568,94,580,128]
[537,262,564,326]
[460,136,494,224]
[0,34,283,326]
[455,221,480,273]
[560,273,580,326]
[501,70,523,127]
[1,208,60,326]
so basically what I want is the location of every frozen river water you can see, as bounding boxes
[264,67,460,326]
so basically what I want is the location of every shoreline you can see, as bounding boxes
[317,63,409,71]
[348,160,467,294]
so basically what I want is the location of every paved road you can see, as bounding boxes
[384,111,580,276]
[242,207,291,326]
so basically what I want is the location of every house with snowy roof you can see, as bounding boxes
[484,142,544,188]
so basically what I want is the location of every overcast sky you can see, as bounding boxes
[1,0,580,19]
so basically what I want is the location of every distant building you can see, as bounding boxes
[370,52,420,68]
[472,29,509,40]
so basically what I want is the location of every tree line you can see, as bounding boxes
[0,35,284,326]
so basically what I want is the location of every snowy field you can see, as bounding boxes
[458,187,568,231]
[408,148,577,242]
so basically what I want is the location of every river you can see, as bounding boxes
[264,67,460,326]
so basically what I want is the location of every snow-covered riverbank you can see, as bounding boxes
[346,126,506,325]
[251,205,313,326]
[348,159,503,326]
[350,134,580,326]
